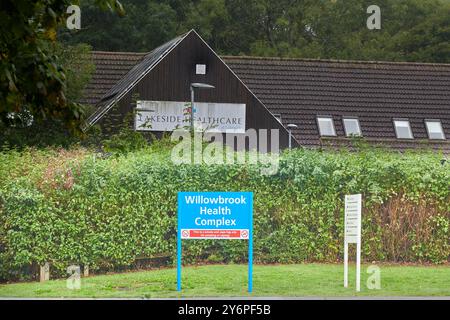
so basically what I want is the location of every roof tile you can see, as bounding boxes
[79,50,450,151]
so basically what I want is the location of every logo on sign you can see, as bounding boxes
[181,230,190,238]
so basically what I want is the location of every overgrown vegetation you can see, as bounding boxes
[0,144,448,282]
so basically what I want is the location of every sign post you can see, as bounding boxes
[344,194,362,292]
[177,191,253,292]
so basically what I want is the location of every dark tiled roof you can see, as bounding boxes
[80,51,146,106]
[84,33,188,126]
[222,56,450,148]
[80,49,450,150]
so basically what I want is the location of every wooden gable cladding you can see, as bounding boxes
[97,30,291,150]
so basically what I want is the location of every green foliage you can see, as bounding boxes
[60,0,177,52]
[0,41,96,150]
[102,109,148,155]
[0,120,79,150]
[102,128,147,155]
[0,147,449,281]
[0,0,124,134]
[62,0,450,63]
[52,43,96,102]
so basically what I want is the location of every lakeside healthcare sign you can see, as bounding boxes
[177,192,253,292]
[135,100,246,133]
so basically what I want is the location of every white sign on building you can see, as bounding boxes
[135,100,246,133]
[344,194,362,292]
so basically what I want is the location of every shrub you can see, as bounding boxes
[102,110,148,155]
[0,147,448,281]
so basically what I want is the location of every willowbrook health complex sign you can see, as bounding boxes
[177,192,253,292]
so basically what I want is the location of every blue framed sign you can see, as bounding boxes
[177,191,253,292]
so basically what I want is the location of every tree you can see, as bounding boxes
[53,43,96,103]
[182,0,231,53]
[0,43,96,149]
[57,0,450,64]
[389,2,450,63]
[60,0,178,52]
[0,0,124,134]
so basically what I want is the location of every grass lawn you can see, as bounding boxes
[0,264,449,298]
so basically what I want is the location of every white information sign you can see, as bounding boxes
[344,194,362,291]
[135,100,246,133]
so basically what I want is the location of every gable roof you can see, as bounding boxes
[81,30,288,140]
[80,35,450,150]
[84,32,188,127]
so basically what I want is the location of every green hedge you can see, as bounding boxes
[0,147,449,281]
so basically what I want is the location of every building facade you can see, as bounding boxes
[81,30,450,152]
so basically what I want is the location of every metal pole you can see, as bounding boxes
[290,130,293,149]
[248,193,253,293]
[177,229,182,291]
[190,86,195,132]
[356,240,361,292]
[344,241,348,287]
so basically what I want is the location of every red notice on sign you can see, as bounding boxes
[181,229,249,239]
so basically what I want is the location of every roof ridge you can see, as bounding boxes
[92,51,147,55]
[221,55,450,67]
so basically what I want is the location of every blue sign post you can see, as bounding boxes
[177,191,253,292]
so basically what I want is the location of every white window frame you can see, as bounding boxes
[342,117,362,137]
[424,119,445,140]
[317,116,337,137]
[393,119,414,139]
